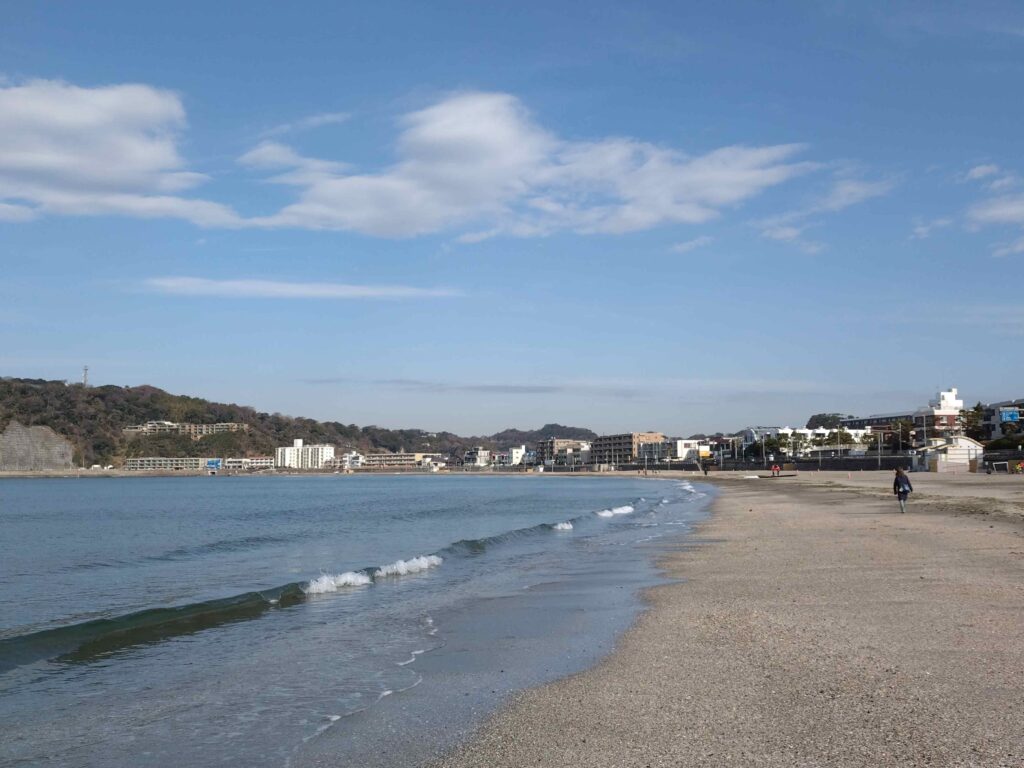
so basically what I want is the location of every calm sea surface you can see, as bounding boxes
[0,474,712,767]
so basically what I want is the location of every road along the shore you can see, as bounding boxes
[433,473,1024,767]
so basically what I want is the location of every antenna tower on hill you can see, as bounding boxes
[82,366,89,388]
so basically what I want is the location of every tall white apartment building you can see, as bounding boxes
[275,439,335,469]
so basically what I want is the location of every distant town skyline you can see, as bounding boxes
[2,2,1023,434]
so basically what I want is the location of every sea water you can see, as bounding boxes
[0,474,712,767]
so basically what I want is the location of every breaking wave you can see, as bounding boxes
[0,494,664,674]
[596,505,634,518]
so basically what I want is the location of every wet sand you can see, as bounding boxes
[433,472,1024,767]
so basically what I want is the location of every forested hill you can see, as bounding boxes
[0,377,597,466]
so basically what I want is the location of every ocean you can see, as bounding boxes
[0,474,712,767]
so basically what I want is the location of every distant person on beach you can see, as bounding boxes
[893,467,913,513]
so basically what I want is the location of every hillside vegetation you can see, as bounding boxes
[0,378,597,466]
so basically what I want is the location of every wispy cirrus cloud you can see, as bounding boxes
[670,235,713,253]
[301,374,826,399]
[910,217,953,240]
[967,188,1024,256]
[144,277,462,299]
[755,173,894,253]
[261,111,351,138]
[962,163,1017,191]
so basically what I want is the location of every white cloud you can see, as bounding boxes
[242,91,817,238]
[963,163,1017,191]
[755,173,892,252]
[262,111,351,137]
[969,195,1024,225]
[910,217,953,239]
[966,163,1000,180]
[817,177,894,212]
[0,202,36,222]
[0,79,241,226]
[670,235,713,253]
[145,276,462,299]
[993,236,1024,258]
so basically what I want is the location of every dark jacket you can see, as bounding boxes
[893,474,913,495]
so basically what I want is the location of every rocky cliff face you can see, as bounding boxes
[0,421,74,471]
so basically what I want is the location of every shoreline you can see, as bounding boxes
[432,473,1024,767]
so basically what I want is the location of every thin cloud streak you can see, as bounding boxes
[670,236,713,253]
[145,277,463,299]
[301,375,827,399]
[261,111,351,137]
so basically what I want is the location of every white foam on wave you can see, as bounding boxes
[553,521,573,531]
[304,570,372,594]
[596,504,634,518]
[374,555,443,578]
[660,498,670,505]
[397,649,426,666]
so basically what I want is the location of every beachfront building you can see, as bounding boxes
[124,421,249,440]
[509,445,526,466]
[322,452,364,470]
[916,435,985,473]
[361,452,443,469]
[224,456,275,471]
[463,447,492,467]
[591,432,665,466]
[980,398,1024,440]
[275,439,335,470]
[842,387,964,444]
[556,442,591,466]
[535,438,587,466]
[125,456,221,471]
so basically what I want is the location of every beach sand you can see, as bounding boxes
[433,472,1024,767]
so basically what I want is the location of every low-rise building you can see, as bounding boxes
[842,388,963,444]
[980,398,1024,441]
[463,447,492,467]
[591,432,665,465]
[361,452,443,469]
[224,456,275,471]
[124,421,248,440]
[536,438,590,465]
[275,439,335,469]
[125,456,221,471]
[326,451,364,470]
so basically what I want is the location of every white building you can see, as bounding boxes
[918,435,984,473]
[739,426,873,455]
[225,456,275,471]
[508,445,526,466]
[463,447,491,467]
[275,439,335,469]
[333,451,364,470]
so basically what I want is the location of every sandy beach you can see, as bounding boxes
[433,471,1024,767]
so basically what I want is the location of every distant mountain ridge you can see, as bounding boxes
[0,377,597,466]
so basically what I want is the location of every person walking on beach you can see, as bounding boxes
[893,467,913,513]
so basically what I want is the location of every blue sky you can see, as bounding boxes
[1,1,1022,434]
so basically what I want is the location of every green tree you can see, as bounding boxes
[806,413,845,429]
[957,402,987,441]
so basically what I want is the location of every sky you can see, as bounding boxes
[1,1,1023,435]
